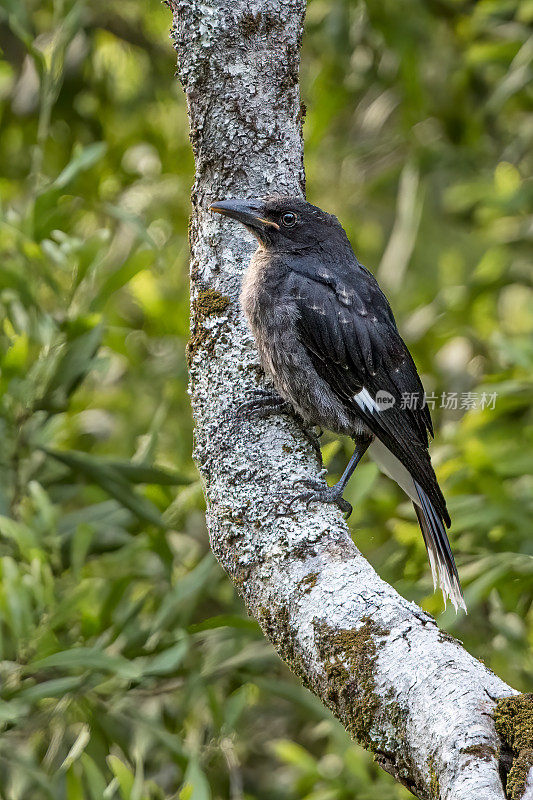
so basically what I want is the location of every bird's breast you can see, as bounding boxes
[240,250,269,328]
[240,251,297,380]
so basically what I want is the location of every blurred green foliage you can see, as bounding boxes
[0,0,531,797]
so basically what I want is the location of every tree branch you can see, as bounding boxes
[167,1,523,797]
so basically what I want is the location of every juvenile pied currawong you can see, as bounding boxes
[210,196,465,612]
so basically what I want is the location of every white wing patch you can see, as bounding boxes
[353,387,380,414]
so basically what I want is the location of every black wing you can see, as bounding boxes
[287,262,449,525]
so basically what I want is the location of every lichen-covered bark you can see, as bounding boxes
[167,1,523,797]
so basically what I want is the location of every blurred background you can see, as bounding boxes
[0,0,531,797]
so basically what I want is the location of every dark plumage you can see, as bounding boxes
[210,196,465,611]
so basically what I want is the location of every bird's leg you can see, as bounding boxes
[282,433,374,518]
[299,426,323,464]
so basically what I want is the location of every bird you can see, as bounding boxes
[210,195,466,612]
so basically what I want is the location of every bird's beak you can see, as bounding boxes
[209,198,279,231]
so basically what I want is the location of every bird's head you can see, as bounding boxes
[209,196,346,252]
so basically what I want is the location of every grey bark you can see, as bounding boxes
[167,1,522,798]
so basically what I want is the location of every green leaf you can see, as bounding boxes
[5,12,45,74]
[90,249,155,311]
[269,740,318,774]
[15,675,84,703]
[42,448,166,527]
[107,755,135,800]
[0,699,27,724]
[0,516,40,558]
[70,523,94,578]
[124,710,186,760]
[66,767,85,800]
[58,501,132,539]
[28,647,143,681]
[144,640,188,676]
[187,615,260,634]
[151,554,216,631]
[97,460,192,486]
[223,685,249,730]
[180,760,211,800]
[202,643,275,678]
[103,204,157,248]
[81,754,108,800]
[254,677,330,719]
[40,324,103,405]
[51,143,107,191]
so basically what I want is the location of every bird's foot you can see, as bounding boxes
[296,481,353,517]
[275,469,352,518]
[235,388,292,420]
[221,388,291,431]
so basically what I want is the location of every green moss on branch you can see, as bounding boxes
[427,757,440,799]
[313,617,387,748]
[494,694,533,800]
[187,287,230,364]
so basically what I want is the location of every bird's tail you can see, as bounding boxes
[413,482,466,613]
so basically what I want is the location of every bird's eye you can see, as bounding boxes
[281,212,297,227]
